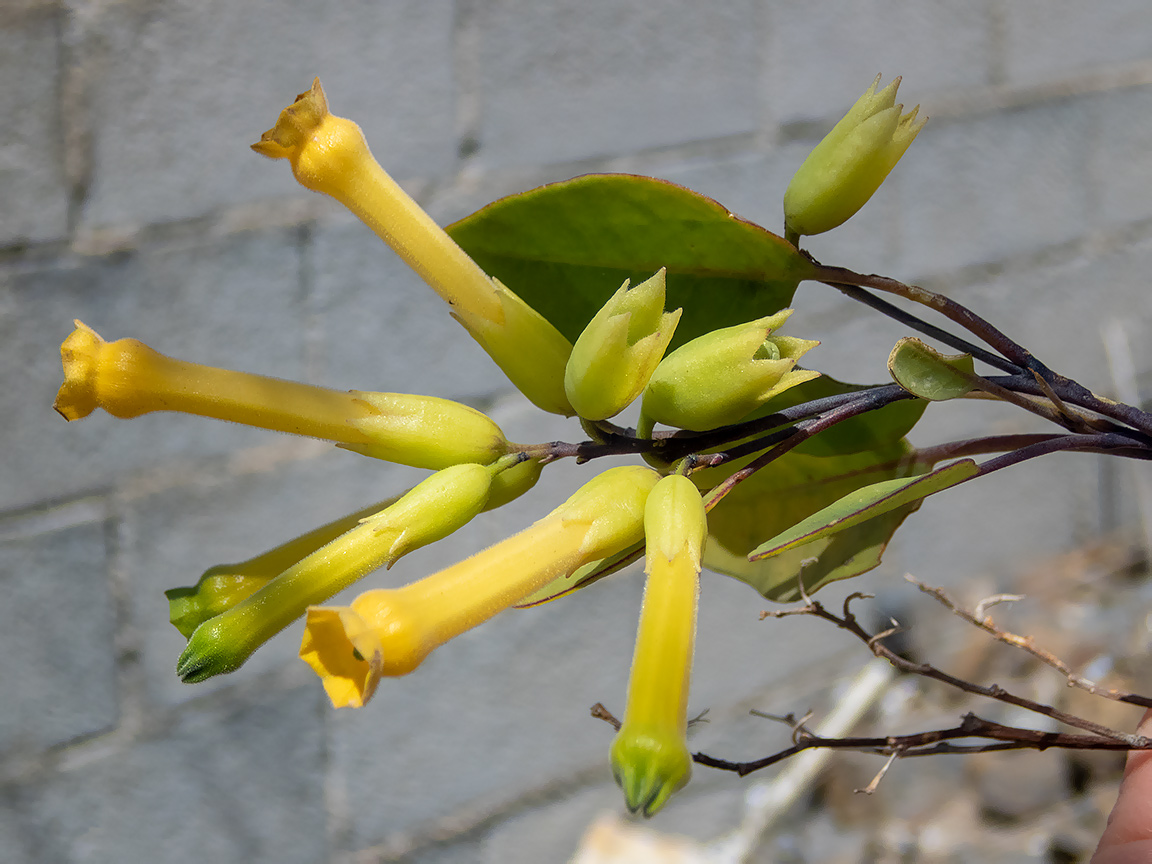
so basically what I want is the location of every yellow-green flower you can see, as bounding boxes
[610,474,706,816]
[54,320,514,470]
[564,269,681,421]
[300,465,660,707]
[253,79,574,416]
[176,459,518,683]
[639,309,819,433]
[784,74,926,241]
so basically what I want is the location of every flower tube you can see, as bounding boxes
[54,320,513,469]
[300,464,660,707]
[253,79,574,416]
[610,474,707,816]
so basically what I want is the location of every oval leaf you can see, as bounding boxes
[888,337,976,401]
[749,459,979,559]
[447,174,817,349]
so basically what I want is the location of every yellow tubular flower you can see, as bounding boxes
[168,457,541,638]
[300,465,660,708]
[176,459,518,683]
[55,320,514,470]
[610,474,706,817]
[166,492,410,639]
[253,79,574,416]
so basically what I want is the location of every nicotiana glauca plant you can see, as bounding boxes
[53,75,1152,817]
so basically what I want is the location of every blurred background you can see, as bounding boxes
[5,2,1152,862]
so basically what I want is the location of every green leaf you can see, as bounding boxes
[750,459,978,559]
[447,174,817,349]
[888,337,976,401]
[698,441,929,601]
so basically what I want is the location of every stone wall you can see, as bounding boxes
[4,2,1152,861]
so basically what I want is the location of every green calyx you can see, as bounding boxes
[564,269,681,420]
[640,309,820,432]
[784,74,926,238]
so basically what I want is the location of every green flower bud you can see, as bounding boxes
[639,310,820,432]
[783,74,926,240]
[176,460,506,683]
[340,392,512,469]
[564,269,681,420]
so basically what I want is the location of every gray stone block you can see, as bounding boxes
[0,789,37,864]
[767,0,991,124]
[895,97,1091,278]
[474,0,763,169]
[0,518,118,755]
[0,13,69,245]
[22,685,327,864]
[0,227,306,512]
[77,0,455,230]
[1088,85,1152,229]
[1002,1,1152,88]
[309,216,509,398]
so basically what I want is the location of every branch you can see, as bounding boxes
[907,575,1152,709]
[692,712,1152,777]
[760,592,1144,743]
[817,263,1152,439]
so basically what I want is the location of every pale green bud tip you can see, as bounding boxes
[784,74,926,238]
[564,269,681,421]
[610,726,692,817]
[644,474,707,564]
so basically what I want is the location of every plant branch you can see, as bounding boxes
[908,575,1152,709]
[760,592,1145,744]
[826,281,1021,374]
[816,263,1152,438]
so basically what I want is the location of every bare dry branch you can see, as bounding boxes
[907,574,1152,709]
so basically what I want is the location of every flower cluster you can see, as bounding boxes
[54,77,916,815]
